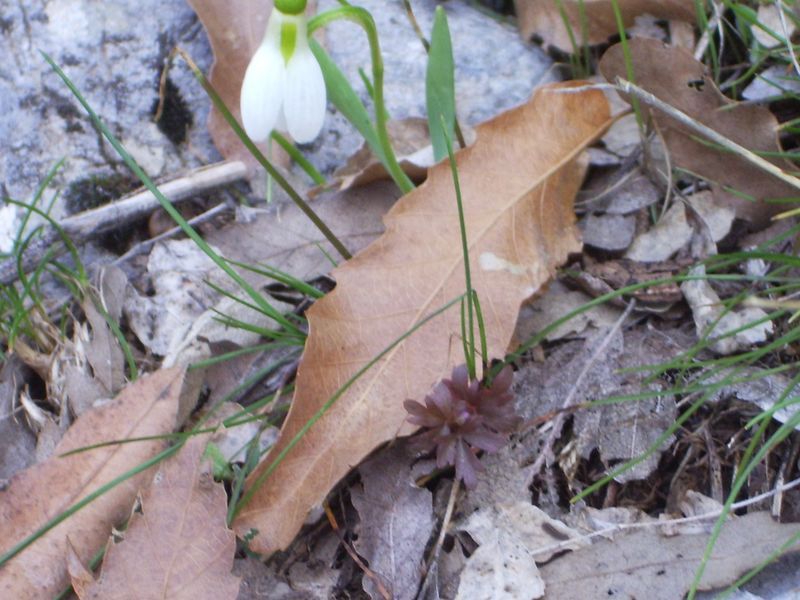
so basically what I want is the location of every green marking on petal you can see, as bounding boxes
[275,0,307,15]
[280,21,298,65]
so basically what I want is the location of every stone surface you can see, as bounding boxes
[0,0,217,220]
[308,0,557,173]
[1,0,554,228]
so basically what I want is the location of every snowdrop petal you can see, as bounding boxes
[240,41,285,142]
[283,43,326,143]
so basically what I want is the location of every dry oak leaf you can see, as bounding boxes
[514,0,695,53]
[0,367,186,599]
[600,37,799,228]
[232,81,612,555]
[70,433,240,600]
[323,118,435,194]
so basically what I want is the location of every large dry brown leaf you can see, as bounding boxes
[71,433,240,600]
[233,81,612,555]
[600,37,799,228]
[0,368,186,598]
[514,0,695,52]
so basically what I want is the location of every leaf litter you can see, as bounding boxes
[600,37,800,228]
[6,1,800,597]
[350,439,434,600]
[0,368,186,598]
[514,0,696,53]
[68,431,240,600]
[232,81,612,555]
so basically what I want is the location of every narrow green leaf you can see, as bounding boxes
[426,6,456,162]
[309,39,384,163]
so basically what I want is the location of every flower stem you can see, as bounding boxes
[441,115,477,380]
[309,7,415,195]
[178,49,352,260]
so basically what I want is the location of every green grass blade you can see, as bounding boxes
[232,293,465,517]
[270,131,326,186]
[41,52,303,338]
[308,39,383,162]
[426,6,457,162]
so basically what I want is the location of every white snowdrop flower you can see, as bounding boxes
[0,204,19,254]
[240,0,326,144]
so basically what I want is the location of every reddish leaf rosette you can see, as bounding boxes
[404,364,519,488]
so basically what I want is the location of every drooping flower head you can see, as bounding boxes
[240,0,327,144]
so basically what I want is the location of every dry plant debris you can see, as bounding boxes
[538,512,800,598]
[350,439,434,600]
[455,502,587,600]
[68,432,239,600]
[5,1,800,597]
[0,368,186,598]
[514,0,696,52]
[324,118,435,193]
[232,81,612,555]
[600,37,800,227]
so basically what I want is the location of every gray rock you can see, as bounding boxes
[579,213,636,252]
[308,0,557,173]
[0,0,216,220]
[1,0,554,225]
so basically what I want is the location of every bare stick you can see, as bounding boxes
[615,77,800,194]
[529,475,800,560]
[0,160,247,286]
[416,478,460,599]
[530,300,635,478]
[112,202,231,264]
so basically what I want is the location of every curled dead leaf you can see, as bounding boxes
[319,118,477,195]
[515,0,695,52]
[600,37,799,228]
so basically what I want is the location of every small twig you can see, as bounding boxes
[772,435,800,518]
[701,425,724,503]
[322,501,391,600]
[531,475,800,560]
[775,0,800,79]
[694,0,724,62]
[530,300,635,478]
[615,77,800,194]
[0,160,247,286]
[154,47,178,123]
[650,118,676,221]
[113,201,230,264]
[416,478,460,599]
[402,0,430,52]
